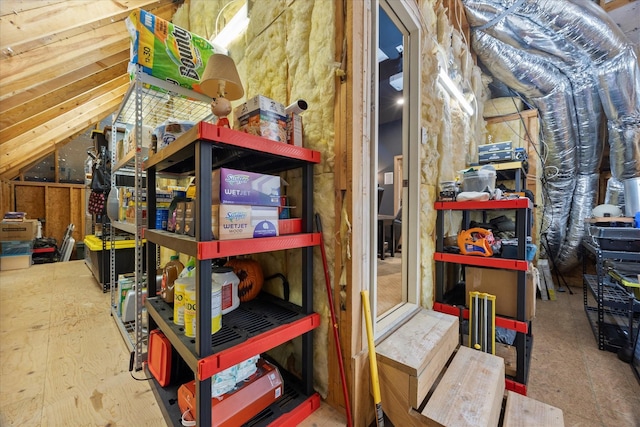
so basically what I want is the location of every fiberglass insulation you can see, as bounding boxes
[173,0,336,398]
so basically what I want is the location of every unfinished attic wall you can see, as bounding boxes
[416,0,487,308]
[172,0,336,399]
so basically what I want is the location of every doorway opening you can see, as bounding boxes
[372,1,421,333]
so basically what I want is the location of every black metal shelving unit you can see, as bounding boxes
[144,122,322,426]
[434,198,533,392]
[582,239,640,353]
[109,66,214,372]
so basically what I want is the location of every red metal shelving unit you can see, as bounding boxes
[434,198,533,393]
[144,122,322,426]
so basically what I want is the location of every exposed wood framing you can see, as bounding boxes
[0,77,129,177]
[0,179,13,214]
[326,0,350,415]
[11,181,86,245]
[344,0,374,425]
[599,0,633,11]
[442,0,473,61]
[0,0,177,180]
[486,109,541,252]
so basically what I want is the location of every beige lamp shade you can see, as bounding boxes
[200,54,244,100]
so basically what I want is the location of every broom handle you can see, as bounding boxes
[315,214,353,427]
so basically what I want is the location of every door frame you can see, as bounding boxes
[369,0,422,338]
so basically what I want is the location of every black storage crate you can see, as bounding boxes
[588,226,640,252]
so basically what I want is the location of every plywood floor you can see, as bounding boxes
[1,261,639,426]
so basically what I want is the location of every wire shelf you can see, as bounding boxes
[114,67,214,129]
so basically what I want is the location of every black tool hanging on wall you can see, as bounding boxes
[88,146,111,215]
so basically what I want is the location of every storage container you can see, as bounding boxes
[461,168,496,193]
[588,226,640,252]
[1,240,33,256]
[0,254,31,271]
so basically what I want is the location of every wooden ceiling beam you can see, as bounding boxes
[0,27,129,100]
[0,50,129,113]
[0,58,128,134]
[0,1,175,101]
[0,81,128,177]
[1,73,129,143]
[0,1,65,17]
[1,0,176,55]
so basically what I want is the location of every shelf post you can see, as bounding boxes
[195,139,213,427]
[146,168,158,296]
[436,210,445,302]
[301,162,314,395]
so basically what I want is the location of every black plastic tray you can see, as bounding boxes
[588,226,640,252]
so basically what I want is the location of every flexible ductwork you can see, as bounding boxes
[462,0,639,271]
[470,30,578,261]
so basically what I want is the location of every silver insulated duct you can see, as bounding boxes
[463,0,640,271]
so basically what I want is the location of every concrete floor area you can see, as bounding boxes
[0,260,638,426]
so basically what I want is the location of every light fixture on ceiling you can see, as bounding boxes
[211,2,250,52]
[437,69,474,116]
[389,72,403,91]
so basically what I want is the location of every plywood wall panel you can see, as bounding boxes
[0,180,12,214]
[15,185,45,220]
[45,187,71,244]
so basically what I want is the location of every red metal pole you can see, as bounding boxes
[316,213,353,427]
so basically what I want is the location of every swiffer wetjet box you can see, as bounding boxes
[212,205,279,240]
[212,168,280,207]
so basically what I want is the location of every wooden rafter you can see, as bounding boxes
[0,0,178,180]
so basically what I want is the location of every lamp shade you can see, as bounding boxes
[200,54,244,100]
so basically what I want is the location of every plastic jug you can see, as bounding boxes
[161,256,184,303]
[212,267,240,315]
[173,276,194,326]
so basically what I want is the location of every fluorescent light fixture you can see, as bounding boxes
[377,48,389,62]
[389,72,403,91]
[438,69,474,116]
[211,3,249,50]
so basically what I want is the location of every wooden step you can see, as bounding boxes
[376,308,459,409]
[421,346,505,427]
[502,390,564,427]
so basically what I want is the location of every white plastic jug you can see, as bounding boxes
[212,267,240,315]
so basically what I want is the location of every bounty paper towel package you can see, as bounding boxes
[212,168,280,207]
[126,9,220,93]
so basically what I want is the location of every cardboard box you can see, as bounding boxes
[212,205,279,240]
[0,220,38,241]
[125,9,221,93]
[0,254,32,271]
[174,202,186,234]
[184,201,195,237]
[287,112,303,147]
[212,168,280,207]
[234,95,288,142]
[465,266,535,320]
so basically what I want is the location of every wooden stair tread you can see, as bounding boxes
[376,309,458,376]
[421,346,505,427]
[503,390,564,427]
